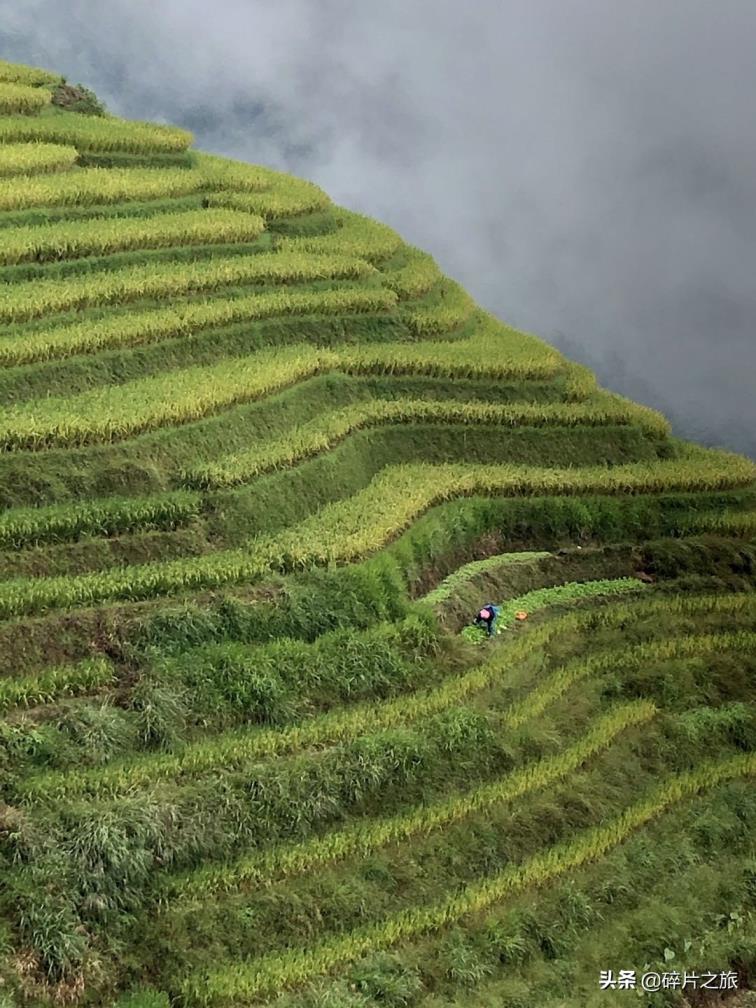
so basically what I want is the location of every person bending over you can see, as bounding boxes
[474,603,500,638]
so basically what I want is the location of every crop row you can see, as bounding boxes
[183,392,668,489]
[276,208,404,262]
[0,657,113,714]
[0,449,752,614]
[263,452,756,570]
[0,207,266,266]
[0,81,51,115]
[505,630,756,728]
[0,111,193,154]
[0,142,78,179]
[0,288,396,367]
[384,247,444,299]
[0,59,60,87]
[0,251,374,324]
[0,315,561,444]
[0,343,342,448]
[341,311,564,379]
[0,490,201,550]
[20,589,756,802]
[682,509,756,537]
[0,155,323,216]
[169,699,656,899]
[180,751,756,1003]
[422,551,552,604]
[397,278,476,335]
[17,578,649,800]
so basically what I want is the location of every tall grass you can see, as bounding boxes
[169,700,656,898]
[18,578,647,800]
[422,552,552,604]
[179,752,756,1003]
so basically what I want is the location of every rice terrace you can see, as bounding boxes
[0,56,754,1008]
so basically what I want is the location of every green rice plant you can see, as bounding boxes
[0,657,114,713]
[422,552,552,605]
[169,699,656,898]
[0,490,201,550]
[0,82,51,115]
[339,312,565,379]
[0,59,61,86]
[276,208,403,262]
[179,751,756,1003]
[505,631,756,728]
[0,142,78,178]
[19,589,755,801]
[0,207,265,265]
[680,509,756,537]
[0,251,375,323]
[184,394,669,488]
[18,578,645,800]
[0,288,396,365]
[0,111,192,153]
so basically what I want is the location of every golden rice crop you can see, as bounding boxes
[505,630,756,728]
[184,393,669,488]
[264,450,755,570]
[0,82,51,115]
[0,59,61,86]
[0,166,211,212]
[0,344,332,449]
[340,312,564,379]
[0,111,192,152]
[207,188,331,220]
[0,142,78,178]
[401,278,477,334]
[0,288,396,366]
[0,453,751,616]
[0,251,375,323]
[0,207,265,265]
[182,752,756,1003]
[384,247,443,298]
[276,208,403,262]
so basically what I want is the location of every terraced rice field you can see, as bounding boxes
[0,57,754,1008]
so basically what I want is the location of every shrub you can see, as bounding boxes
[50,81,107,117]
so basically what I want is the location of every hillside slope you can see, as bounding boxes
[0,58,754,1008]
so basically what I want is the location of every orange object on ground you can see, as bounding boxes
[515,611,528,621]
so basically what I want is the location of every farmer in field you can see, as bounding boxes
[473,603,500,637]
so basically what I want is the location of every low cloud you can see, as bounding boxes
[3,0,754,456]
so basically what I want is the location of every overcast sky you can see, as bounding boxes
[3,1,754,457]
